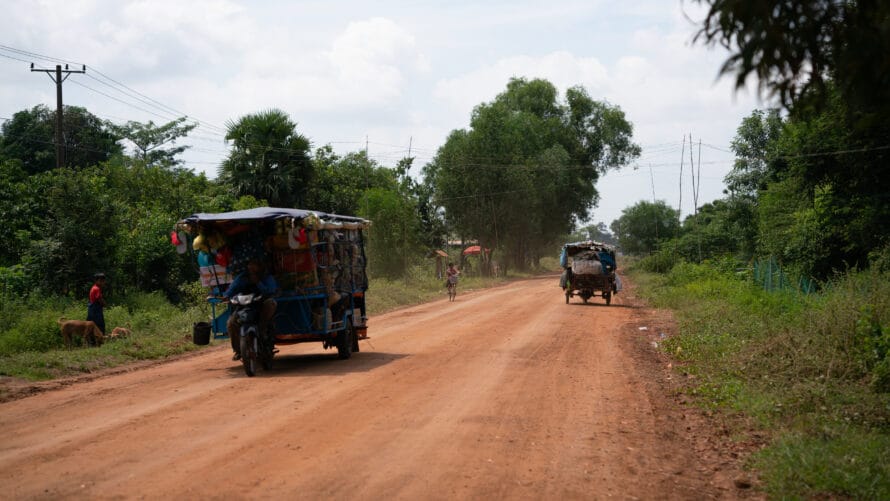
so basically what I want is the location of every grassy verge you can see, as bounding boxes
[630,263,890,499]
[0,265,551,382]
[0,291,206,381]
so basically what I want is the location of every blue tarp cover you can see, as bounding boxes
[560,240,618,270]
[179,207,368,225]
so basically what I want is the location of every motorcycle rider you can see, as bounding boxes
[224,258,278,360]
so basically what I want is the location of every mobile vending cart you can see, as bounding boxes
[175,207,370,364]
[560,241,618,305]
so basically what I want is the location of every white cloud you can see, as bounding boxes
[433,51,609,116]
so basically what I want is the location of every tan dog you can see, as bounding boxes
[109,325,132,339]
[58,318,105,347]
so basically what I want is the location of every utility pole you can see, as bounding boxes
[678,135,685,236]
[31,63,86,169]
[649,163,658,242]
[689,133,696,216]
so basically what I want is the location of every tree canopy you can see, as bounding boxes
[0,105,122,173]
[678,0,890,280]
[427,78,640,269]
[610,200,679,255]
[693,0,890,120]
[108,117,197,168]
[218,109,313,208]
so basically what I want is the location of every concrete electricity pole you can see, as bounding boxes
[30,63,86,169]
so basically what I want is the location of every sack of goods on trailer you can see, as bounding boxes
[570,250,603,276]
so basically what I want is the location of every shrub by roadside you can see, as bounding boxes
[630,262,890,499]
[0,291,204,380]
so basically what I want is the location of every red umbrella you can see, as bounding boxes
[462,245,490,255]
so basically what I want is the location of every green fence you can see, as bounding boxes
[752,256,815,294]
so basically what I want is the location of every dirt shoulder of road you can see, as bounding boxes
[0,347,220,403]
[618,280,766,497]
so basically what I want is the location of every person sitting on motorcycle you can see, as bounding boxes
[224,258,278,361]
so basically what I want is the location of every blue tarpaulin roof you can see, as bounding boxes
[179,207,368,225]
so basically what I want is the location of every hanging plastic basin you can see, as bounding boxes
[193,322,211,345]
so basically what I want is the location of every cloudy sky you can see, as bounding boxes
[0,0,764,226]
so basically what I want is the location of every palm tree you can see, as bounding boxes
[218,109,312,208]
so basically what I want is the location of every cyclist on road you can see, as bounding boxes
[445,262,460,298]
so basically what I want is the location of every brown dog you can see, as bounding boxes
[109,325,132,339]
[58,318,105,347]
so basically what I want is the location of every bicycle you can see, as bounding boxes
[446,276,458,301]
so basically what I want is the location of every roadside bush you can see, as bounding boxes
[0,265,28,301]
[637,246,679,273]
[0,319,62,354]
[632,263,890,497]
[0,298,82,356]
[754,429,890,500]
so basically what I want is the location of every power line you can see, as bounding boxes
[68,78,179,123]
[0,44,228,136]
[0,51,34,65]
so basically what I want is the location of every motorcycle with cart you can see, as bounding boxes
[560,241,619,305]
[175,207,370,376]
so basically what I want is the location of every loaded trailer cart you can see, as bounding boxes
[175,207,370,375]
[560,240,619,305]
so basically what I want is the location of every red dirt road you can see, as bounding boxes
[0,276,754,499]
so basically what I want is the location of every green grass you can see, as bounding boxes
[754,428,890,499]
[0,291,207,381]
[630,262,890,498]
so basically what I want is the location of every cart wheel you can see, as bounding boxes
[565,292,570,304]
[604,292,612,306]
[337,318,353,360]
[351,318,360,353]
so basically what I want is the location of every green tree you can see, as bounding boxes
[0,105,122,173]
[427,78,640,270]
[567,222,617,246]
[403,159,446,251]
[218,109,312,208]
[725,109,785,198]
[108,117,197,168]
[758,88,889,279]
[675,199,754,262]
[610,200,679,255]
[0,160,49,266]
[696,2,890,278]
[693,0,890,119]
[359,187,419,277]
[21,166,120,294]
[304,146,397,215]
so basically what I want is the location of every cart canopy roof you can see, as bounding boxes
[562,240,616,256]
[560,240,617,269]
[179,207,368,225]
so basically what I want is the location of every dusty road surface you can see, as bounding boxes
[0,276,754,499]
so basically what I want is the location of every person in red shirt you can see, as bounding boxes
[87,273,107,339]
